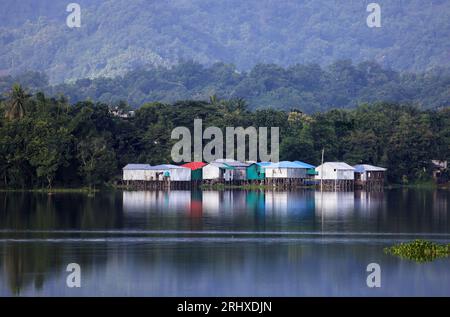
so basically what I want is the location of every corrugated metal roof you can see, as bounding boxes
[213,159,250,167]
[293,161,316,169]
[354,164,387,173]
[123,164,152,170]
[181,162,207,170]
[207,162,235,170]
[256,162,273,167]
[265,161,308,169]
[149,164,188,170]
[316,162,355,170]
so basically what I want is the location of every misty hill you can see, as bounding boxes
[1,61,449,112]
[0,0,449,83]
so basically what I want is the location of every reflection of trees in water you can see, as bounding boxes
[1,242,106,295]
[1,189,449,294]
[0,192,123,230]
[80,242,380,296]
[3,243,64,295]
[0,192,121,295]
[382,189,450,233]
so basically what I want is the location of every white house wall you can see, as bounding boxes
[203,165,221,180]
[315,167,338,180]
[265,168,288,178]
[144,170,162,181]
[123,170,147,181]
[169,168,191,181]
[337,170,354,180]
[287,168,307,179]
[266,168,307,179]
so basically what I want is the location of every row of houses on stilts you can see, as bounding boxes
[122,159,387,191]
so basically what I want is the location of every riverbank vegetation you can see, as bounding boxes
[0,84,449,189]
[385,240,450,263]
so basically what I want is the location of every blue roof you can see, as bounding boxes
[293,161,316,169]
[354,164,387,173]
[208,162,235,170]
[149,164,187,170]
[213,159,249,167]
[266,161,310,169]
[256,162,273,167]
[123,164,152,170]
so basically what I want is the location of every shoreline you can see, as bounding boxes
[0,187,100,194]
[1,182,448,193]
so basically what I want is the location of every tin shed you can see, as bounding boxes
[265,161,308,179]
[181,162,207,181]
[246,163,265,180]
[202,162,235,181]
[315,162,355,180]
[149,164,191,181]
[123,164,153,181]
[213,159,249,180]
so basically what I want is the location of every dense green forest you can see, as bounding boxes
[1,0,449,83]
[0,84,449,189]
[1,61,449,112]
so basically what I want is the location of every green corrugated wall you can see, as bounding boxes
[246,164,265,180]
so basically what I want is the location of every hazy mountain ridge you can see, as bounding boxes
[0,0,449,83]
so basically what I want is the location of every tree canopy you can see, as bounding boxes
[0,0,449,83]
[1,61,449,113]
[0,85,448,188]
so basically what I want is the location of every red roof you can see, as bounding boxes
[181,162,207,170]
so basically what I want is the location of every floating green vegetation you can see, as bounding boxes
[384,240,450,263]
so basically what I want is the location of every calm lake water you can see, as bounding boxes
[0,189,449,296]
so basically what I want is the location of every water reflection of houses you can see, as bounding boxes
[123,190,319,219]
[354,191,386,217]
[265,191,315,218]
[314,192,355,219]
[201,191,247,215]
[432,190,448,224]
[122,191,192,213]
[201,191,221,215]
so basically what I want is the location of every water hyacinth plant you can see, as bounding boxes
[384,240,450,263]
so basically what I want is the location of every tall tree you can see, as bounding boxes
[4,84,30,120]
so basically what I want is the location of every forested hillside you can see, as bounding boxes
[0,85,449,188]
[0,0,449,83]
[1,61,449,112]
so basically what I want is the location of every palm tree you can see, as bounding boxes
[4,84,30,120]
[209,94,219,105]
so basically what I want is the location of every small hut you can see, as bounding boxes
[264,161,309,188]
[123,164,152,181]
[315,162,355,190]
[354,164,387,190]
[431,160,448,183]
[202,162,235,182]
[181,162,207,181]
[292,161,317,178]
[246,163,266,181]
[265,161,308,179]
[150,164,191,181]
[213,159,249,181]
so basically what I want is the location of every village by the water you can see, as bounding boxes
[122,159,389,191]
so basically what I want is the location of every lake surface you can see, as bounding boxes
[0,189,449,296]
